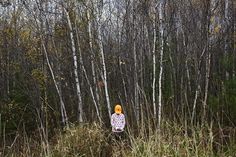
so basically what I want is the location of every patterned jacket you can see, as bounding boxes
[111,113,125,132]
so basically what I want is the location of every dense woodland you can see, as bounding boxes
[0,0,235,156]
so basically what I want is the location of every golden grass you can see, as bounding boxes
[2,121,236,157]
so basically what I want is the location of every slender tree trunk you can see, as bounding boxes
[152,13,157,119]
[42,42,68,126]
[86,5,101,116]
[65,9,83,122]
[7,46,9,94]
[178,11,192,118]
[224,0,229,79]
[191,46,206,125]
[131,0,140,125]
[96,0,112,118]
[158,0,165,129]
[203,50,211,123]
[75,19,102,123]
[119,57,128,106]
[133,37,139,124]
[203,0,216,124]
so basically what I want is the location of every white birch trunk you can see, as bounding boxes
[75,20,102,123]
[65,9,83,122]
[42,42,68,126]
[152,14,157,118]
[158,0,164,129]
[96,0,112,118]
[87,6,101,115]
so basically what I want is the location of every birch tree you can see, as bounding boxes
[152,4,157,119]
[42,42,68,126]
[95,0,112,118]
[86,1,101,119]
[74,5,101,123]
[157,0,165,129]
[36,0,69,126]
[64,7,83,122]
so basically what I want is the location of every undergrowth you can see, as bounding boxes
[1,121,235,157]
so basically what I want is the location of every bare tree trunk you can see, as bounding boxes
[74,17,102,123]
[65,9,83,122]
[158,0,165,129]
[224,0,230,79]
[131,0,140,125]
[152,10,157,119]
[7,46,9,94]
[177,10,192,119]
[191,46,206,125]
[119,57,128,106]
[42,42,68,126]
[96,0,112,118]
[133,35,139,124]
[179,12,192,97]
[203,50,211,123]
[203,0,217,123]
[86,5,101,115]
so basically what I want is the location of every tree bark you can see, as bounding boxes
[75,16,102,123]
[152,12,157,119]
[42,41,68,126]
[158,0,165,129]
[65,9,83,122]
[86,5,101,115]
[96,0,112,118]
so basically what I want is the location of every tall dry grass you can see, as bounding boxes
[1,121,235,157]
[125,121,236,157]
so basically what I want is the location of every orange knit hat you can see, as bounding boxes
[115,104,122,114]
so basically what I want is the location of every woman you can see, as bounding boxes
[111,104,126,140]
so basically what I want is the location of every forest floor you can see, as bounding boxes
[1,121,236,157]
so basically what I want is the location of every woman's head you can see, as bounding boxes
[115,104,122,114]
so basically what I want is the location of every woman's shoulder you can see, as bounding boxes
[120,113,125,117]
